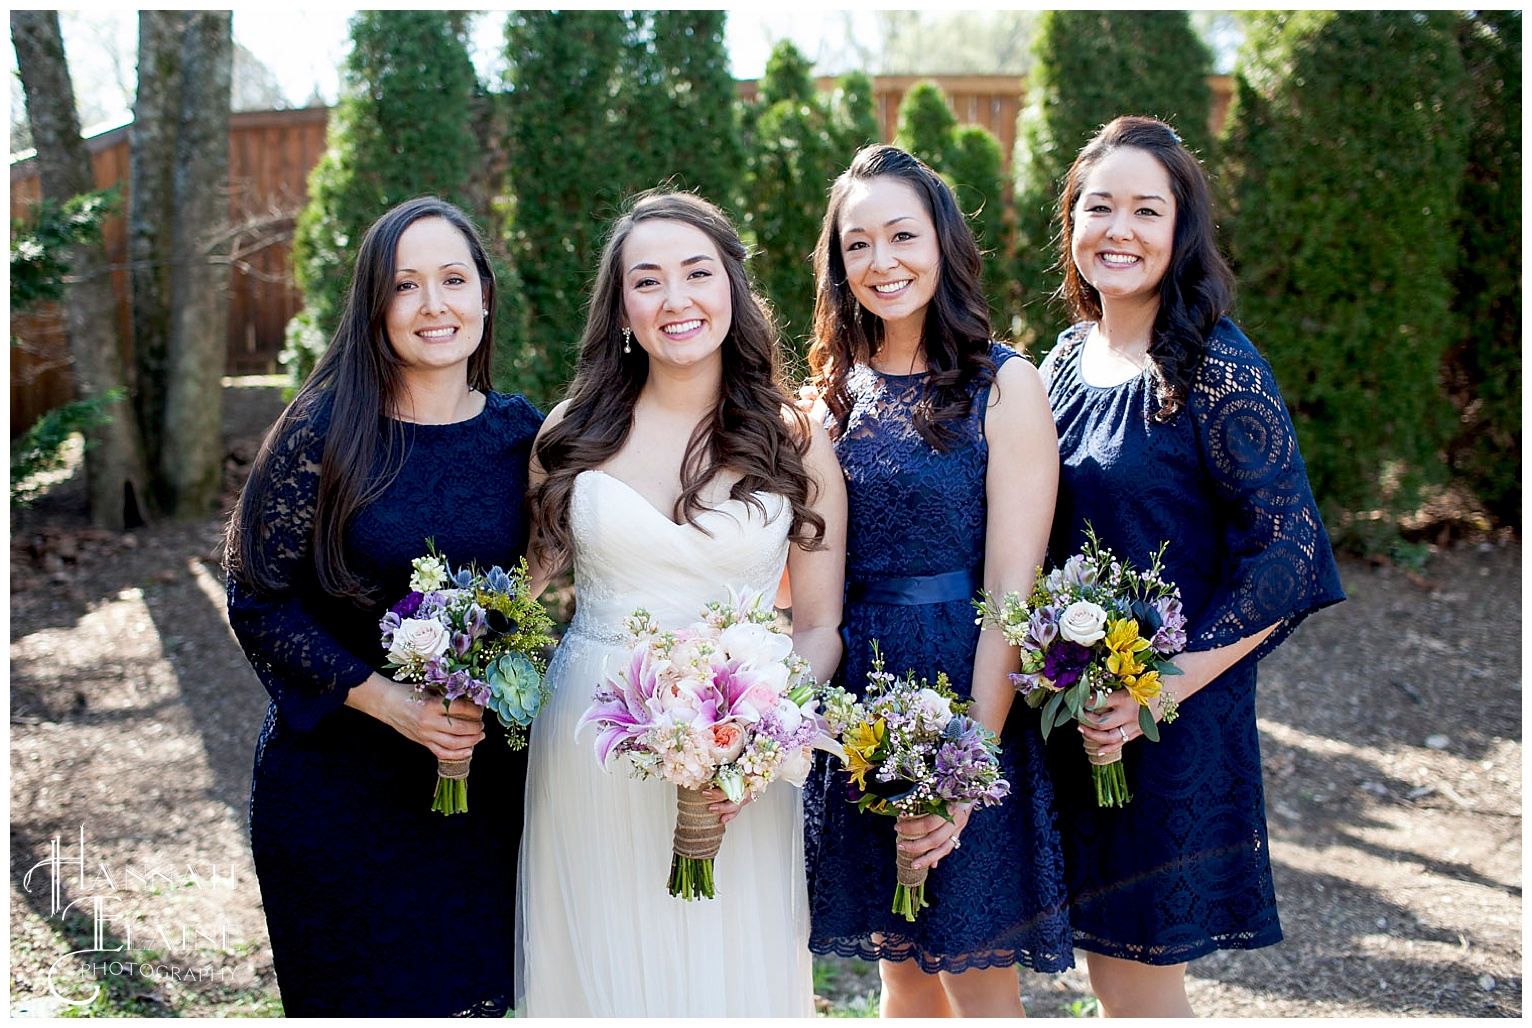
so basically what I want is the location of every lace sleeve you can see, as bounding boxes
[226,412,375,731]
[1185,322,1345,659]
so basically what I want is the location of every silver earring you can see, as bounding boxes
[482,307,489,317]
[622,327,632,354]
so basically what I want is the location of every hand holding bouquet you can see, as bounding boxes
[380,547,556,814]
[578,588,831,900]
[819,644,1010,921]
[976,524,1187,806]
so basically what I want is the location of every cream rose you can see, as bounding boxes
[387,617,452,665]
[913,688,954,728]
[1058,600,1109,646]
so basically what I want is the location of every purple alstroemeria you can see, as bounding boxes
[379,610,402,647]
[1008,670,1047,697]
[443,670,472,701]
[1027,606,1059,650]
[1150,596,1188,654]
[452,630,474,659]
[465,603,488,643]
[466,677,492,707]
[1042,640,1093,691]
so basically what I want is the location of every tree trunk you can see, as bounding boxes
[12,10,150,530]
[158,11,233,518]
[129,11,183,487]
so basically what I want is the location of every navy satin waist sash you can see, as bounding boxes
[846,567,980,606]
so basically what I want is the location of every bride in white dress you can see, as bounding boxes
[517,192,846,1017]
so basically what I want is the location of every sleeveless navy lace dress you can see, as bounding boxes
[1041,319,1344,964]
[804,343,1074,973]
[227,391,543,1015]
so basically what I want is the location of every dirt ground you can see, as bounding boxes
[8,382,1522,1017]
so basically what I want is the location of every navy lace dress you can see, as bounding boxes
[804,343,1074,974]
[227,391,543,1016]
[1041,319,1344,964]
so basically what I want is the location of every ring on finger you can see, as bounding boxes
[1118,725,1127,742]
[951,835,961,850]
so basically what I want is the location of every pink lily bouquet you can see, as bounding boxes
[818,643,1010,921]
[380,548,556,815]
[976,525,1187,807]
[579,588,832,900]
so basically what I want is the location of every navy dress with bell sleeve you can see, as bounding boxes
[1041,319,1344,964]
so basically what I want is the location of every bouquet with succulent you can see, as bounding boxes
[818,644,1010,921]
[380,546,556,814]
[579,587,831,900]
[976,524,1187,806]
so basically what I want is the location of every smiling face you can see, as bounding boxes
[837,175,941,336]
[619,218,733,371]
[1070,145,1177,313]
[384,216,487,374]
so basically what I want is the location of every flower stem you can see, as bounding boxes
[668,855,716,900]
[1092,762,1132,807]
[431,775,469,815]
[891,883,929,922]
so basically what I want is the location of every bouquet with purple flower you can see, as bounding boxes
[976,524,1187,807]
[579,588,834,900]
[819,643,1010,921]
[380,545,556,814]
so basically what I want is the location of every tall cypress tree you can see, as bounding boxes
[832,70,882,155]
[287,11,481,387]
[630,10,743,212]
[894,80,957,170]
[946,124,1014,335]
[1445,10,1520,526]
[502,10,627,402]
[1012,11,1213,352]
[741,41,841,365]
[1221,11,1470,547]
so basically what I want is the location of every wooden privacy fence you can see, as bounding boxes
[9,76,1231,437]
[10,107,328,436]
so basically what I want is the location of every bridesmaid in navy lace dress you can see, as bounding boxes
[803,145,1072,1016]
[225,198,542,1015]
[1040,117,1345,1015]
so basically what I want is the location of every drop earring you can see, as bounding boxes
[622,327,632,355]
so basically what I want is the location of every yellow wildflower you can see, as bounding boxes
[1124,670,1162,707]
[843,718,887,789]
[1104,618,1150,677]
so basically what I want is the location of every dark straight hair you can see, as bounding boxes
[228,196,496,603]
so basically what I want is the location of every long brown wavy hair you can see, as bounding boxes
[227,196,497,604]
[807,144,996,450]
[1056,115,1235,422]
[528,190,825,570]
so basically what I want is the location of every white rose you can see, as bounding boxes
[1058,600,1109,646]
[719,621,793,669]
[914,688,954,728]
[387,617,452,665]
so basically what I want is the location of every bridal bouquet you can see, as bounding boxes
[380,547,556,815]
[579,588,830,900]
[819,644,1010,921]
[975,524,1187,807]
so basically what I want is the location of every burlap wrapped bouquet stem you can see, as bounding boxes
[432,756,473,815]
[889,837,932,921]
[669,787,726,899]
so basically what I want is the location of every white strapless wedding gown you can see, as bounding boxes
[515,470,814,1017]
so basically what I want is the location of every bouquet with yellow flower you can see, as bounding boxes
[380,545,556,814]
[818,644,1010,920]
[976,525,1187,807]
